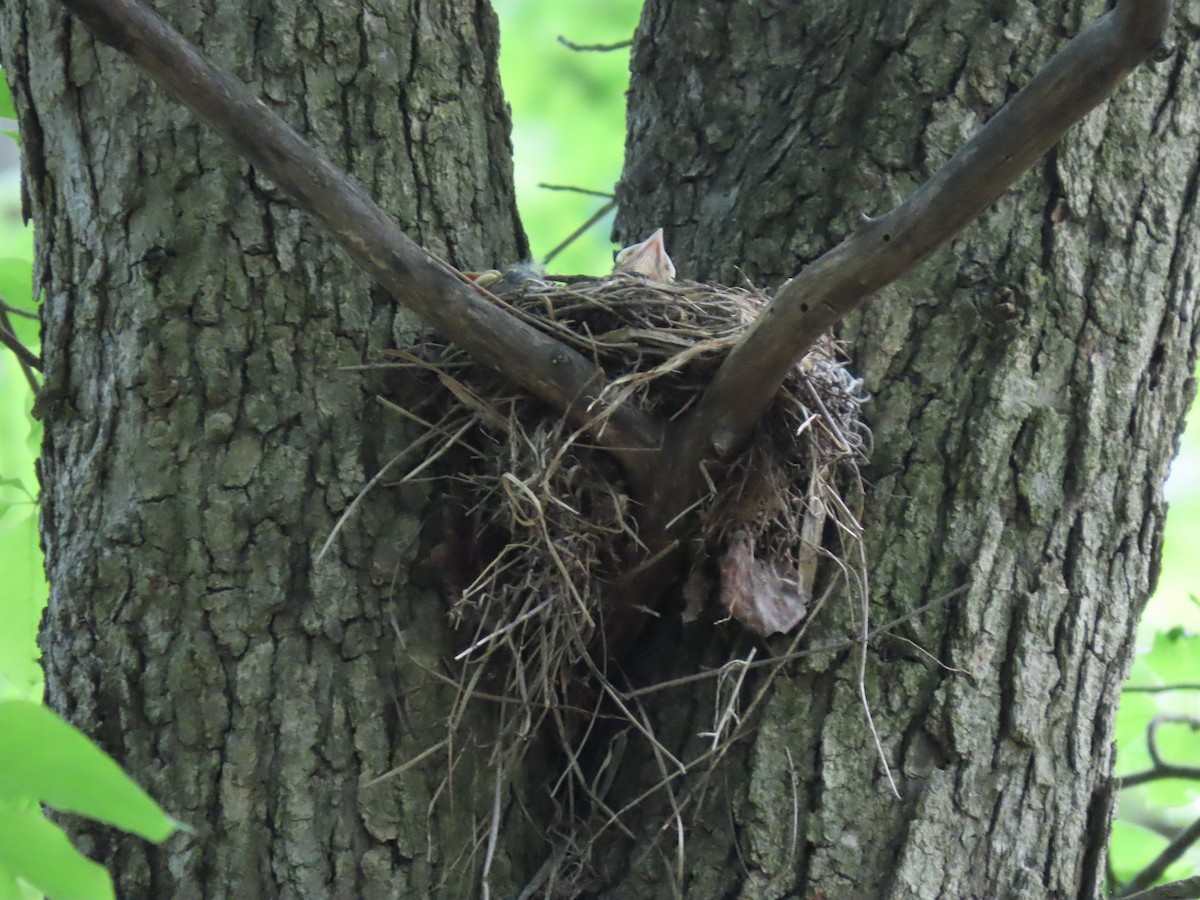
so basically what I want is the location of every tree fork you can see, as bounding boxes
[54,0,1174,645]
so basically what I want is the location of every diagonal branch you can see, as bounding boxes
[0,304,42,388]
[54,0,663,478]
[680,0,1173,467]
[606,0,1174,647]
[1117,814,1200,898]
[1117,714,1200,788]
[1122,876,1200,900]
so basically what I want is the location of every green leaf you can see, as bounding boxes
[0,258,36,350]
[1109,819,1170,885]
[0,80,14,120]
[0,257,33,309]
[1141,629,1200,687]
[0,354,42,701]
[0,200,33,266]
[0,701,178,842]
[0,802,113,900]
[0,863,21,900]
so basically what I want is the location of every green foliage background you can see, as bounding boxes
[495,0,639,276]
[0,0,1197,892]
[0,145,41,706]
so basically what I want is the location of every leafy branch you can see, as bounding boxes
[1113,714,1200,898]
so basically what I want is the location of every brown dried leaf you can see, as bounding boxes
[718,530,809,637]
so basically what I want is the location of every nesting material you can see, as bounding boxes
[366,270,873,873]
[381,272,868,709]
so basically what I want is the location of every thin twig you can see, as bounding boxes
[362,739,449,788]
[1118,764,1200,789]
[1123,683,1200,694]
[541,199,616,267]
[785,746,799,859]
[0,305,41,388]
[623,584,967,698]
[1118,715,1200,787]
[0,298,38,320]
[480,755,503,900]
[537,183,615,199]
[1117,814,1200,897]
[1122,875,1200,900]
[1149,716,1200,768]
[556,36,632,52]
[845,537,899,798]
[0,288,38,395]
[316,418,474,562]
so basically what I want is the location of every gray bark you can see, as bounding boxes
[616,0,1200,897]
[1,1,532,897]
[3,0,1197,897]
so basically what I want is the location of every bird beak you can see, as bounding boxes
[465,269,503,288]
[614,228,677,282]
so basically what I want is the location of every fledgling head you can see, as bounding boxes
[613,228,676,283]
[467,262,546,294]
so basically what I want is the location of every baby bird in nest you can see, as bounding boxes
[466,227,676,294]
[466,261,546,294]
[613,227,676,282]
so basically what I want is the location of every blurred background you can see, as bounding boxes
[0,0,1196,886]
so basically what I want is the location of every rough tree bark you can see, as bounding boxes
[1,1,538,896]
[616,0,1200,896]
[1,1,1196,899]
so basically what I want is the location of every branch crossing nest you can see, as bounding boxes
[393,272,868,632]
[374,270,870,861]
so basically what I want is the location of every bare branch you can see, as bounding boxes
[1123,683,1200,694]
[54,0,662,476]
[682,0,1173,464]
[557,36,632,53]
[1122,876,1200,900]
[0,298,39,320]
[537,184,616,199]
[1118,764,1200,789]
[1117,815,1200,898]
[0,304,42,391]
[1119,714,1200,786]
[541,199,616,267]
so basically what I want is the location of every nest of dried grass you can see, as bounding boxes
[364,271,870,876]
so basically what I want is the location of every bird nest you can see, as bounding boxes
[365,271,869,849]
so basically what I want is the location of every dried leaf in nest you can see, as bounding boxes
[718,529,810,637]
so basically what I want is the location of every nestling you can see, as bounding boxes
[613,228,676,282]
[467,262,546,294]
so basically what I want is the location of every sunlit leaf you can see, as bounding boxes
[0,258,36,348]
[0,257,33,309]
[1109,819,1170,885]
[0,701,178,842]
[0,802,114,900]
[0,80,14,120]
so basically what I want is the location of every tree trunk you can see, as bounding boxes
[616,0,1199,897]
[3,0,1197,898]
[2,2,535,896]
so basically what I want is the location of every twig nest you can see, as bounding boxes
[387,272,869,643]
[374,271,871,867]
